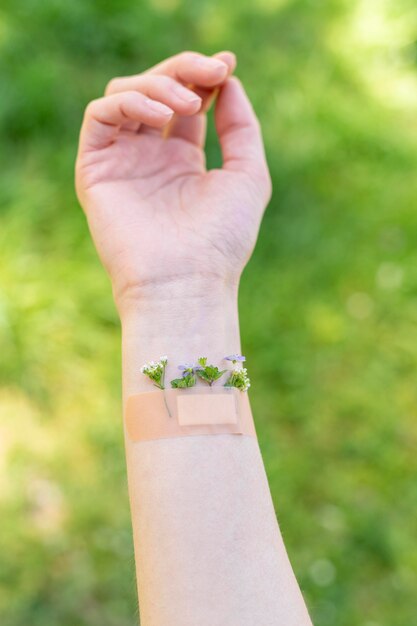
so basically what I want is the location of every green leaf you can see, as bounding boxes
[170,374,196,388]
[196,370,212,383]
[212,368,227,380]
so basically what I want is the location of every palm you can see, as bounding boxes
[81,132,262,290]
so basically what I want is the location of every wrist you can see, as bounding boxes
[119,276,241,396]
[115,273,240,321]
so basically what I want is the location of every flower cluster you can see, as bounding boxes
[140,355,250,392]
[140,356,168,389]
[224,367,251,392]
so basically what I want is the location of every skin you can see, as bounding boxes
[76,50,313,626]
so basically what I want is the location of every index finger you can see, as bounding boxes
[146,50,235,87]
[106,51,236,98]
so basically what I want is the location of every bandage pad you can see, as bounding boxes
[125,387,256,442]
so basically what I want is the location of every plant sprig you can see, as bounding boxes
[195,356,226,386]
[170,373,196,388]
[140,356,168,389]
[170,363,196,388]
[224,367,251,392]
[223,355,250,391]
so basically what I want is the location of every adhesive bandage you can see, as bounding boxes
[125,387,256,443]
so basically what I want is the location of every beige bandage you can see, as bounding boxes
[125,387,256,443]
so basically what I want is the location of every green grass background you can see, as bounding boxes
[1,0,417,624]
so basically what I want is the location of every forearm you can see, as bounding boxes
[120,278,312,626]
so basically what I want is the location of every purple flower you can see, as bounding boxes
[224,354,246,363]
[178,363,196,378]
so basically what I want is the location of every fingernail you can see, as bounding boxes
[195,57,227,73]
[181,91,202,104]
[171,82,202,104]
[145,98,173,115]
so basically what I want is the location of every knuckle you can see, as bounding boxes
[126,89,140,99]
[178,50,199,63]
[151,74,172,88]
[85,98,100,117]
[105,77,121,95]
[122,90,140,107]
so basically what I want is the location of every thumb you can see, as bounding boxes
[214,77,271,195]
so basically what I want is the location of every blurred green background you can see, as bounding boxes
[1,0,417,624]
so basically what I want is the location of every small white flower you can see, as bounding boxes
[224,365,251,392]
[140,356,168,390]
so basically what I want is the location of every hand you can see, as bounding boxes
[75,51,271,314]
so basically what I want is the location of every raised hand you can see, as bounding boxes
[75,51,271,312]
